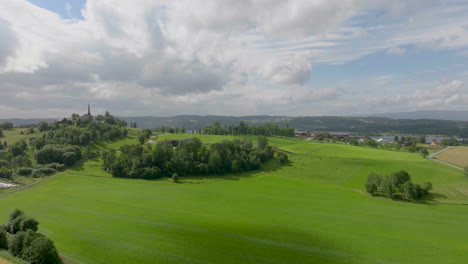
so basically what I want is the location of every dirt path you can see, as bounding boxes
[147,133,169,143]
[428,146,452,158]
[0,258,12,264]
[427,146,463,170]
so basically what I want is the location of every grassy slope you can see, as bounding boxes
[434,146,468,167]
[1,129,45,146]
[0,134,467,264]
[0,251,28,264]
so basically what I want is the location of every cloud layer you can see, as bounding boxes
[0,0,467,117]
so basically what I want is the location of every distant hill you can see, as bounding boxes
[120,115,293,130]
[2,114,467,136]
[356,110,468,121]
[0,118,56,127]
[120,115,468,136]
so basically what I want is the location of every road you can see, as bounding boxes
[147,133,169,143]
[427,146,463,170]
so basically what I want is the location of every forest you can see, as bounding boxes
[102,136,281,179]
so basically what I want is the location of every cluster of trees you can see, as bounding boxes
[440,138,459,146]
[0,122,14,139]
[202,122,295,137]
[138,129,153,144]
[35,145,82,166]
[0,122,14,130]
[153,126,186,134]
[0,209,62,264]
[0,139,32,179]
[44,121,128,146]
[343,137,429,155]
[0,142,76,179]
[365,170,432,201]
[102,137,278,179]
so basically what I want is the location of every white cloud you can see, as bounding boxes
[366,80,468,110]
[0,0,468,117]
[386,46,406,55]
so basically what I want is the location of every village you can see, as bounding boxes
[293,130,465,146]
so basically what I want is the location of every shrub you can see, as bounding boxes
[172,173,179,183]
[277,152,289,164]
[45,163,66,171]
[22,236,63,264]
[421,182,433,194]
[31,167,56,178]
[0,159,10,167]
[17,167,33,176]
[11,156,32,168]
[365,171,432,201]
[19,218,39,233]
[0,167,13,179]
[8,231,26,257]
[0,229,7,249]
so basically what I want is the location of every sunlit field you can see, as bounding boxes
[0,134,467,264]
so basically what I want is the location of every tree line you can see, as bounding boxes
[102,137,281,179]
[365,170,432,201]
[153,121,294,137]
[202,121,294,137]
[0,209,62,264]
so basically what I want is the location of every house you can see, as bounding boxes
[375,138,388,144]
[329,132,350,140]
[167,140,179,147]
[56,118,68,124]
[358,136,373,142]
[295,130,309,137]
[430,140,439,146]
[167,138,193,148]
[403,141,414,147]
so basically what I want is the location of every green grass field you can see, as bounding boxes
[1,134,467,264]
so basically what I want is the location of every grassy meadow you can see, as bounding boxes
[434,146,468,167]
[0,134,467,263]
[1,129,45,146]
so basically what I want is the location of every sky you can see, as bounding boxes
[0,0,467,118]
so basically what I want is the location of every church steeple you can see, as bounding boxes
[87,104,91,116]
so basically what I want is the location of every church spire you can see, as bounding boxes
[88,104,91,116]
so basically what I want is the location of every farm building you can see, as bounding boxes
[359,136,373,142]
[56,118,68,124]
[375,138,388,144]
[295,130,309,137]
[329,132,350,139]
[167,138,193,147]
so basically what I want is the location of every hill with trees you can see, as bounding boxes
[0,111,128,181]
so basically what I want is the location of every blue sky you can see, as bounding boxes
[27,0,86,19]
[0,0,467,118]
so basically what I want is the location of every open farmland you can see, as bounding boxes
[0,134,467,264]
[434,146,468,167]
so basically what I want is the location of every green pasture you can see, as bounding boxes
[0,134,467,264]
